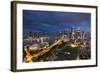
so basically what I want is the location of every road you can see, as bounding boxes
[23,37,64,62]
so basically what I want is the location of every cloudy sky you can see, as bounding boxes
[23,10,91,35]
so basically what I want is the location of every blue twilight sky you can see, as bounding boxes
[23,10,91,35]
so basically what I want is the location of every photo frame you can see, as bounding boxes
[11,1,98,72]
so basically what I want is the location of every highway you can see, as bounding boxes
[23,37,64,63]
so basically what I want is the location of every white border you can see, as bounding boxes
[17,3,96,69]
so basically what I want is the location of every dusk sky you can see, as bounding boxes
[23,10,91,35]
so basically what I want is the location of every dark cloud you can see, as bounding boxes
[23,10,91,35]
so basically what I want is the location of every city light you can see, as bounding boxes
[70,44,77,48]
[23,27,91,62]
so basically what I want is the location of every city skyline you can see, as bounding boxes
[23,10,91,62]
[23,10,91,35]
